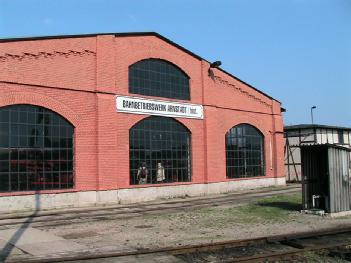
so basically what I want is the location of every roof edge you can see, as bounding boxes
[300,144,351,151]
[285,124,351,131]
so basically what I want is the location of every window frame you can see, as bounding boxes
[0,104,75,192]
[129,116,192,185]
[225,123,265,179]
[128,58,191,101]
[337,130,345,145]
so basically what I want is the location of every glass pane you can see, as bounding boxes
[130,116,191,185]
[0,105,75,192]
[129,59,190,100]
[225,124,264,178]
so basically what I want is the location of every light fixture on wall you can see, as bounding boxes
[311,106,317,124]
[208,60,222,76]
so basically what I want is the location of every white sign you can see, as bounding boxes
[116,95,204,119]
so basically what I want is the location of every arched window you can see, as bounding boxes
[225,124,264,178]
[0,105,74,192]
[129,59,190,100]
[130,116,191,185]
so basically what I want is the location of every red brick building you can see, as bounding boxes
[0,33,285,212]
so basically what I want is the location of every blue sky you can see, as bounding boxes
[1,0,350,126]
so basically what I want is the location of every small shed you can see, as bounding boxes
[301,144,351,214]
[284,124,351,182]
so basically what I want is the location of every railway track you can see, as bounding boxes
[0,186,300,229]
[5,226,351,263]
[174,227,351,262]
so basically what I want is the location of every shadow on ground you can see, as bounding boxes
[0,192,40,262]
[257,201,302,211]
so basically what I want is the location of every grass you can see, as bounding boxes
[234,193,302,222]
[197,193,302,224]
[300,250,349,263]
[146,193,303,225]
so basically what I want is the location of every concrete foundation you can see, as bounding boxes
[0,177,286,213]
[327,210,351,218]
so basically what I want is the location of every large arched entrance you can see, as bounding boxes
[0,104,74,192]
[129,116,191,185]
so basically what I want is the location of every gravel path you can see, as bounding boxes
[36,190,351,253]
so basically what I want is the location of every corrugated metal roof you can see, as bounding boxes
[285,124,351,132]
[300,143,351,151]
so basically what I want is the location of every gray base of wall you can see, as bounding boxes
[0,177,286,213]
[327,210,351,218]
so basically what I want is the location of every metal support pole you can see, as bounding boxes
[311,106,316,124]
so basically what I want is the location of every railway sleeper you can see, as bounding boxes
[328,248,351,261]
[279,239,305,249]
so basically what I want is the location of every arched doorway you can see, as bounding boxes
[0,105,74,192]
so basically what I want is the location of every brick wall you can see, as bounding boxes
[0,33,284,196]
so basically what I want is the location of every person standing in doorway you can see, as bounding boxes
[137,162,149,184]
[156,162,165,183]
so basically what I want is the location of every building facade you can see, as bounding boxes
[285,124,351,182]
[0,33,285,212]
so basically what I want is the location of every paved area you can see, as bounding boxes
[0,227,86,256]
[0,184,323,263]
[0,240,22,260]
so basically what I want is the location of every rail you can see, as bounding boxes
[5,226,351,263]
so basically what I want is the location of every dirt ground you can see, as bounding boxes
[37,192,351,253]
